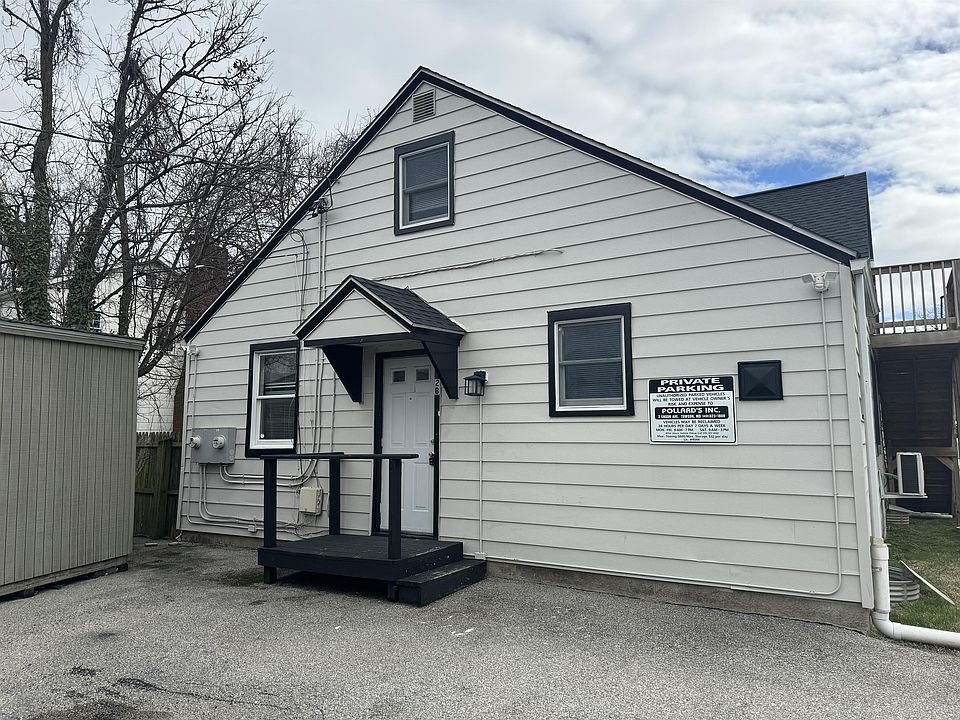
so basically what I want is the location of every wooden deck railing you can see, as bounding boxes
[872,259,959,335]
[260,452,418,582]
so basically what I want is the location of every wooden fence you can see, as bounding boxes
[135,432,180,538]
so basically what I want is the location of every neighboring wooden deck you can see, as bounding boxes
[875,345,959,516]
[871,259,960,517]
[872,258,959,345]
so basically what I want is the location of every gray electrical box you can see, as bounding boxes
[190,427,238,464]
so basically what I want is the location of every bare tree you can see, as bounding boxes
[63,0,271,329]
[0,0,368,427]
[1,0,79,323]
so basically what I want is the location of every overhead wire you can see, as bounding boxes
[0,118,325,181]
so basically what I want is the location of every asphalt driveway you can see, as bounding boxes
[1,540,958,719]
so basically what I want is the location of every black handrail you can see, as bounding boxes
[261,452,419,582]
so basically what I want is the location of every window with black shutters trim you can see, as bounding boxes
[248,347,297,451]
[394,131,454,234]
[547,304,634,417]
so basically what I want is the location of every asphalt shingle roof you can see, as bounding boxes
[737,173,873,258]
[352,277,463,334]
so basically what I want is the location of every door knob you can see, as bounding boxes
[428,452,437,466]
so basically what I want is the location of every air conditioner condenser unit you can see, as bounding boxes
[883,452,926,498]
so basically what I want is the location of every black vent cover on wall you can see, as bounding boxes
[738,360,783,401]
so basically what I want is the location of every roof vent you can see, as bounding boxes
[411,89,435,123]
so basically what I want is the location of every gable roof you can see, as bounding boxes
[738,173,873,259]
[295,275,464,341]
[184,67,858,342]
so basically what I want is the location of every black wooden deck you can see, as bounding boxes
[258,534,464,582]
[258,453,485,604]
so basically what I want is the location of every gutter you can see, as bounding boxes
[852,261,960,650]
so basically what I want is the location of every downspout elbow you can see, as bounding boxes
[871,539,960,650]
[871,611,960,650]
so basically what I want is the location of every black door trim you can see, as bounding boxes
[372,349,441,540]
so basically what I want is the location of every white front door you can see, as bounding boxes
[380,356,435,535]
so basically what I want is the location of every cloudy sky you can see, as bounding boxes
[253,0,959,264]
[2,1,956,263]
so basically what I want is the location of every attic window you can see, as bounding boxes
[412,89,435,122]
[394,131,455,235]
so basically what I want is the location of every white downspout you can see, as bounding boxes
[476,390,485,560]
[853,262,960,650]
[851,260,884,539]
[871,539,960,648]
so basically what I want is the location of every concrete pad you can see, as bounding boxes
[0,540,958,719]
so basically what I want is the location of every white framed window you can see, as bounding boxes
[394,131,454,234]
[547,304,634,417]
[246,342,298,455]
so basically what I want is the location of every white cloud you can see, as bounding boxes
[4,1,954,263]
[257,0,960,263]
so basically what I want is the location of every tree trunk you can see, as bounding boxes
[116,173,133,336]
[19,0,67,325]
[63,45,136,329]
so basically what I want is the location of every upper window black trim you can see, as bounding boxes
[547,303,634,418]
[245,339,300,458]
[394,131,455,235]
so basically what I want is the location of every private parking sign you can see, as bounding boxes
[648,376,736,444]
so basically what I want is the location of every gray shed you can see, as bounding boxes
[0,320,142,597]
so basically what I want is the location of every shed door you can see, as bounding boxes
[380,356,434,534]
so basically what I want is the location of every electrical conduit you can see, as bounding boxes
[187,210,331,528]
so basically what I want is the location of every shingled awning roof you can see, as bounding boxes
[738,173,873,259]
[294,276,464,400]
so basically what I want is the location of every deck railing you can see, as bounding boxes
[261,452,418,582]
[872,258,960,335]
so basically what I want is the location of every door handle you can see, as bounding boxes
[428,451,437,466]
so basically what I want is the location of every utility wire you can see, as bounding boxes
[0,188,292,237]
[0,118,328,181]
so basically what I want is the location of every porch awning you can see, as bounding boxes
[294,276,465,401]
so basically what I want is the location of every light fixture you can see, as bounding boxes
[463,370,487,397]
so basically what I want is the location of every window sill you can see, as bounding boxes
[548,407,635,418]
[244,445,296,459]
[395,216,454,236]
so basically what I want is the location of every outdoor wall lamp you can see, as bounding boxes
[463,370,488,397]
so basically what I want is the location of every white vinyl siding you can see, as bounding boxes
[179,83,872,607]
[306,291,406,342]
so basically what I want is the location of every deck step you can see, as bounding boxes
[395,559,486,606]
[258,536,463,582]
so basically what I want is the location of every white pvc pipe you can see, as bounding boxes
[477,391,484,558]
[175,344,194,533]
[815,286,845,596]
[871,540,960,649]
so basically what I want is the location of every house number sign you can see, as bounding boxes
[648,376,736,444]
